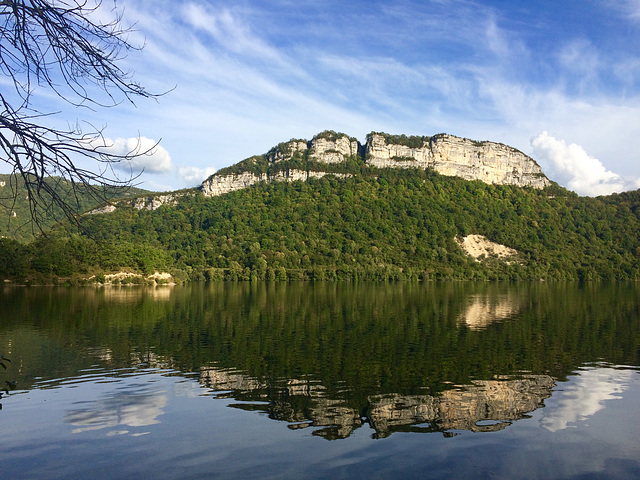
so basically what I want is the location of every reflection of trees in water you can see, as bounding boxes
[0,354,16,410]
[2,281,639,432]
[200,366,555,439]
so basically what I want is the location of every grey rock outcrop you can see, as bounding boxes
[87,191,193,214]
[200,169,348,197]
[430,134,549,188]
[265,133,358,165]
[365,133,550,188]
[365,133,431,169]
[201,171,269,197]
[309,134,359,164]
[130,193,191,211]
[200,130,550,199]
[267,140,308,163]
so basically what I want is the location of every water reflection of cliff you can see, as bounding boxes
[200,366,554,440]
[458,293,521,330]
[4,282,639,438]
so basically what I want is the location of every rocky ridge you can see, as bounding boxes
[200,131,550,197]
[87,191,195,214]
[201,170,348,197]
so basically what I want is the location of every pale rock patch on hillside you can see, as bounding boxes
[89,271,175,285]
[201,169,349,197]
[146,272,175,284]
[456,234,518,262]
[87,192,194,214]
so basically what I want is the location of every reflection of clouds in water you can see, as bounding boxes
[65,386,167,435]
[540,368,633,432]
[459,294,520,330]
[173,377,205,399]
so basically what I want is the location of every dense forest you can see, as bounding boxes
[0,174,149,243]
[1,167,639,284]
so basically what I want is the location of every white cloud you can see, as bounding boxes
[605,0,640,21]
[181,4,282,62]
[66,388,167,435]
[531,131,630,196]
[89,136,173,174]
[540,367,633,432]
[558,39,600,78]
[60,1,639,193]
[177,165,217,185]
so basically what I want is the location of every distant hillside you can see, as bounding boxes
[2,167,639,284]
[0,174,150,242]
[2,130,639,284]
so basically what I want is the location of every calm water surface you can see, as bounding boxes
[1,282,639,479]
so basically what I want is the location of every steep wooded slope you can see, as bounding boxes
[2,168,638,283]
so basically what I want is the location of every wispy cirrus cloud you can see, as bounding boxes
[182,4,283,62]
[52,0,639,193]
[604,0,640,22]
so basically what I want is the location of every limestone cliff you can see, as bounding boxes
[308,132,359,164]
[365,133,550,188]
[200,169,348,197]
[200,130,550,198]
[430,134,549,188]
[87,191,194,214]
[365,133,431,169]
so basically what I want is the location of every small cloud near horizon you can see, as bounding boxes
[177,165,217,185]
[530,131,637,196]
[91,137,173,174]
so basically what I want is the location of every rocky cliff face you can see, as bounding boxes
[430,134,549,188]
[87,191,194,214]
[265,133,359,165]
[309,134,359,164]
[267,140,308,163]
[365,133,431,169]
[366,133,550,188]
[200,169,348,197]
[201,171,270,197]
[199,130,550,197]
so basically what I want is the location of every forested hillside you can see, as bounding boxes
[1,167,639,284]
[0,174,150,242]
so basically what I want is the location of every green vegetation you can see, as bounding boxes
[0,174,150,242]
[370,132,429,148]
[313,130,357,143]
[1,167,639,283]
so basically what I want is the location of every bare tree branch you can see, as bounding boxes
[0,0,162,234]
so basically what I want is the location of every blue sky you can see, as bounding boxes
[12,0,640,196]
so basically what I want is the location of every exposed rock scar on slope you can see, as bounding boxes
[456,234,518,262]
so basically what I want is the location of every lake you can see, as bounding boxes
[1,282,639,479]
